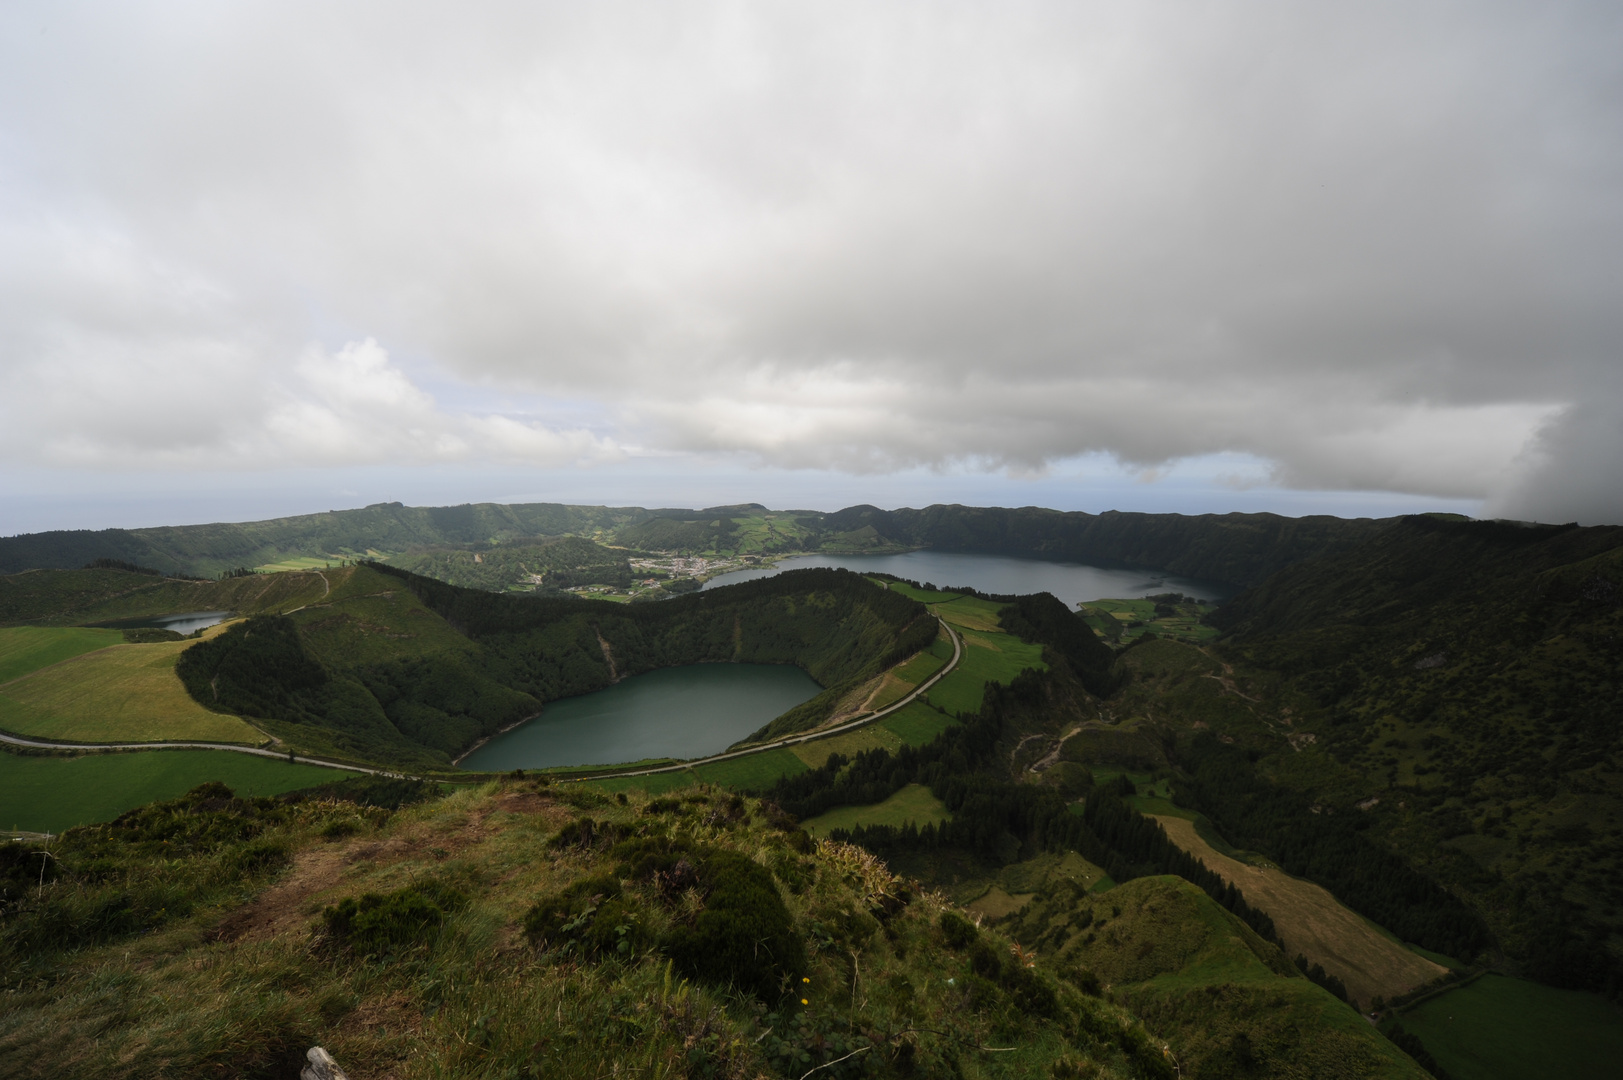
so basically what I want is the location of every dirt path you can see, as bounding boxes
[1151,814,1443,1007]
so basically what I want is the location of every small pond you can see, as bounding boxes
[90,610,233,636]
[458,662,823,772]
[702,550,1229,608]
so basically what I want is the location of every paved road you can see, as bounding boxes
[0,729,396,777]
[569,616,964,781]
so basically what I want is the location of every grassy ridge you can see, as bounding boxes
[1149,813,1444,1007]
[0,781,1190,1080]
[1005,875,1429,1079]
[0,749,346,833]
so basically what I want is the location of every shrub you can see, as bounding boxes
[523,874,648,959]
[664,850,805,1002]
[322,883,465,955]
[939,910,979,949]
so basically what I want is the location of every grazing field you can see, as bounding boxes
[1151,814,1444,1007]
[0,626,124,683]
[1077,597,1219,644]
[584,769,700,797]
[790,723,908,768]
[802,783,950,838]
[925,628,1047,716]
[253,556,347,573]
[878,700,958,745]
[691,747,808,790]
[883,582,971,605]
[0,631,262,744]
[0,749,347,834]
[1391,974,1623,1080]
[929,595,1007,632]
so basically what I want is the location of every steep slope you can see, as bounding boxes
[1184,516,1623,992]
[1005,875,1430,1079]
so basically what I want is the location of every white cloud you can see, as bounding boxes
[1,1,1619,520]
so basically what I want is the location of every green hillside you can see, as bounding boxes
[1197,516,1623,993]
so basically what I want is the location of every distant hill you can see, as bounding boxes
[0,499,1393,587]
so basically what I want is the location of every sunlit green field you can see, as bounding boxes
[0,749,347,834]
[0,630,260,744]
[801,782,950,837]
[0,626,125,684]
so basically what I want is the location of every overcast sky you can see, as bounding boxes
[3,1,1620,532]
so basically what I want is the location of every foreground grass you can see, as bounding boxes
[0,629,261,745]
[0,780,1182,1080]
[0,626,125,684]
[0,749,348,833]
[1390,974,1623,1080]
[802,783,951,838]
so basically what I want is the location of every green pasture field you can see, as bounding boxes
[0,626,124,684]
[930,595,1007,632]
[0,749,347,834]
[802,783,950,838]
[1391,974,1623,1080]
[253,556,345,573]
[691,747,808,790]
[925,628,1047,716]
[790,723,909,768]
[583,770,699,797]
[884,582,968,605]
[0,632,262,744]
[888,645,948,686]
[879,700,958,745]
[1078,597,1219,644]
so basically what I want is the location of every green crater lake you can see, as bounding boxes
[458,663,823,772]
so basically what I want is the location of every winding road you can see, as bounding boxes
[0,730,399,778]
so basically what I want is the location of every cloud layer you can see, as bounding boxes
[2,1,1619,520]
